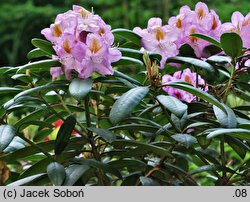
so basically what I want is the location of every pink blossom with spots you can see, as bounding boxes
[222,11,250,48]
[41,5,121,79]
[162,68,208,103]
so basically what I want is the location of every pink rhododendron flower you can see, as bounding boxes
[134,2,222,68]
[162,69,208,103]
[133,18,179,68]
[168,2,222,58]
[41,5,121,79]
[222,11,250,48]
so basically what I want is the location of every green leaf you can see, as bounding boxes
[179,44,196,57]
[108,159,146,171]
[0,125,16,151]
[213,104,237,128]
[109,124,159,133]
[15,109,47,131]
[11,74,32,83]
[88,128,116,143]
[197,135,212,149]
[74,159,122,179]
[31,38,55,55]
[14,81,67,100]
[27,48,50,60]
[189,165,217,175]
[207,128,250,141]
[63,164,90,186]
[47,162,66,186]
[139,176,160,186]
[112,139,173,158]
[207,56,232,64]
[166,81,226,113]
[55,115,77,155]
[17,59,60,73]
[69,78,93,100]
[166,56,215,72]
[7,173,46,186]
[0,138,87,162]
[225,136,249,159]
[3,137,25,153]
[112,28,141,47]
[220,33,243,58]
[118,48,161,62]
[172,134,197,148]
[113,56,144,66]
[0,87,21,95]
[113,70,141,86]
[109,86,149,125]
[157,95,187,118]
[190,33,221,47]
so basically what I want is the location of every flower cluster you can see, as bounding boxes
[133,2,222,68]
[42,5,121,80]
[222,12,250,48]
[162,68,208,102]
[133,18,179,68]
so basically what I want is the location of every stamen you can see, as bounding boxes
[52,24,62,37]
[156,28,165,41]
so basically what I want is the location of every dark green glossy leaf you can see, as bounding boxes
[109,124,159,133]
[225,136,249,159]
[47,162,66,186]
[27,48,50,60]
[189,165,217,175]
[190,33,221,47]
[207,128,250,140]
[140,176,160,186]
[109,86,149,125]
[157,95,187,118]
[112,139,173,158]
[55,115,77,155]
[113,56,144,66]
[31,38,55,55]
[207,55,232,64]
[0,125,16,151]
[172,134,197,148]
[0,87,21,95]
[7,173,47,186]
[213,104,237,128]
[63,164,90,186]
[0,138,87,162]
[69,78,93,100]
[17,59,60,73]
[166,81,226,113]
[166,56,215,72]
[112,28,141,47]
[113,70,141,86]
[74,159,122,179]
[88,128,116,143]
[220,33,243,58]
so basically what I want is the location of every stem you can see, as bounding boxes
[220,135,227,184]
[157,100,181,133]
[40,94,88,139]
[193,149,222,181]
[222,63,235,102]
[55,92,89,136]
[227,157,250,181]
[84,95,107,185]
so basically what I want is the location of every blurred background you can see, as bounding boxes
[1,0,250,67]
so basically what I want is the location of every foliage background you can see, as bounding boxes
[1,0,250,67]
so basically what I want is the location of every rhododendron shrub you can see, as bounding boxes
[0,3,249,186]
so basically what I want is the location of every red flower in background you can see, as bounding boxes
[53,120,78,135]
